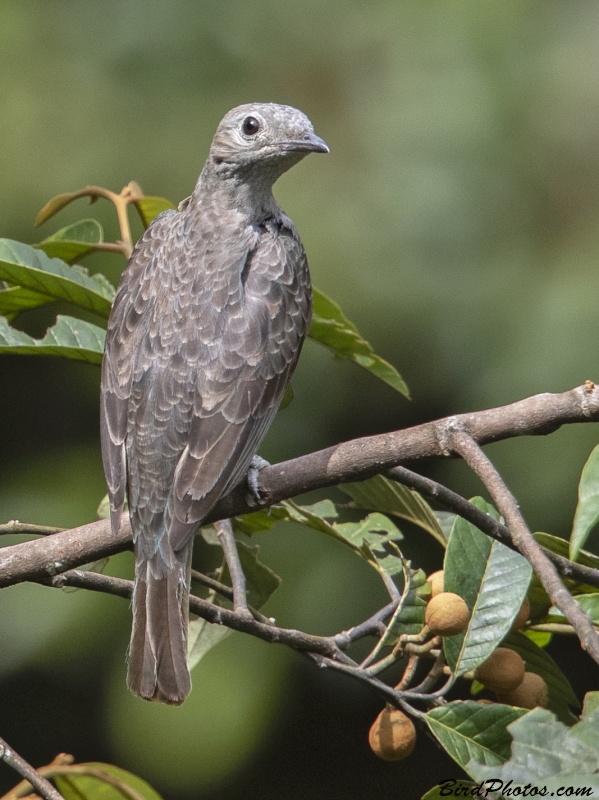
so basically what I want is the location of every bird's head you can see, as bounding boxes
[208,103,329,182]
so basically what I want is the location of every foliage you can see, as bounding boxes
[1,184,599,800]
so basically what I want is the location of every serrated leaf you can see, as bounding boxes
[467,707,599,794]
[231,500,338,537]
[133,196,177,227]
[425,701,526,770]
[0,314,105,364]
[571,444,599,561]
[309,288,409,397]
[503,632,579,724]
[443,498,532,677]
[0,239,113,318]
[0,284,55,320]
[340,474,447,546]
[36,218,104,264]
[54,761,163,800]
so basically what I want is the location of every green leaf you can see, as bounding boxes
[503,631,579,724]
[36,188,101,226]
[340,474,447,546]
[524,629,552,648]
[231,500,338,536]
[133,196,177,227]
[544,592,599,624]
[443,498,532,677]
[309,288,409,397]
[54,761,163,800]
[0,314,105,364]
[571,443,599,561]
[0,239,114,318]
[583,692,599,717]
[535,531,599,594]
[376,562,428,645]
[187,616,233,672]
[422,782,478,799]
[35,218,104,264]
[0,284,55,321]
[237,540,282,610]
[425,701,526,770]
[467,707,599,794]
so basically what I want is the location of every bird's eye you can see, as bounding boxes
[242,116,260,136]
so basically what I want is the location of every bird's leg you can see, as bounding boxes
[246,454,270,505]
[213,518,253,619]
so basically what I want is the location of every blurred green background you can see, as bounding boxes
[1,1,599,797]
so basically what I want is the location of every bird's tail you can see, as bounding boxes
[127,542,192,705]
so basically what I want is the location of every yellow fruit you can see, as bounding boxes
[475,648,525,692]
[368,706,416,761]
[428,570,444,598]
[496,672,548,709]
[425,592,470,636]
[510,597,530,632]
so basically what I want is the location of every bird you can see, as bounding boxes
[100,103,329,705]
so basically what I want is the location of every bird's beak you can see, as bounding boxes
[284,133,330,154]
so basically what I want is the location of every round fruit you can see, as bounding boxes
[510,597,530,632]
[368,706,416,761]
[425,592,470,636]
[428,570,444,598]
[496,672,548,709]
[475,648,525,692]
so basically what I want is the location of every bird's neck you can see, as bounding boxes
[191,163,281,224]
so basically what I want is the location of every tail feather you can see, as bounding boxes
[127,543,192,705]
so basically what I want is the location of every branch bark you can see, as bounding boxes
[0,382,598,589]
[451,429,599,666]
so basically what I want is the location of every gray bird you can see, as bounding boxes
[100,103,328,705]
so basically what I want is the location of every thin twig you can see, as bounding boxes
[333,599,399,649]
[451,429,599,666]
[0,738,64,800]
[0,522,63,537]
[386,466,599,589]
[189,568,273,625]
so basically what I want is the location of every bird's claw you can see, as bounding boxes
[246,455,270,506]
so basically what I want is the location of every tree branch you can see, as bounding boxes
[386,466,599,589]
[1,382,598,589]
[450,429,599,666]
[0,737,64,800]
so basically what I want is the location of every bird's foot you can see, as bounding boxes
[246,455,270,506]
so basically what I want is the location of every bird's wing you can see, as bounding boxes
[168,225,311,550]
[100,211,178,536]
